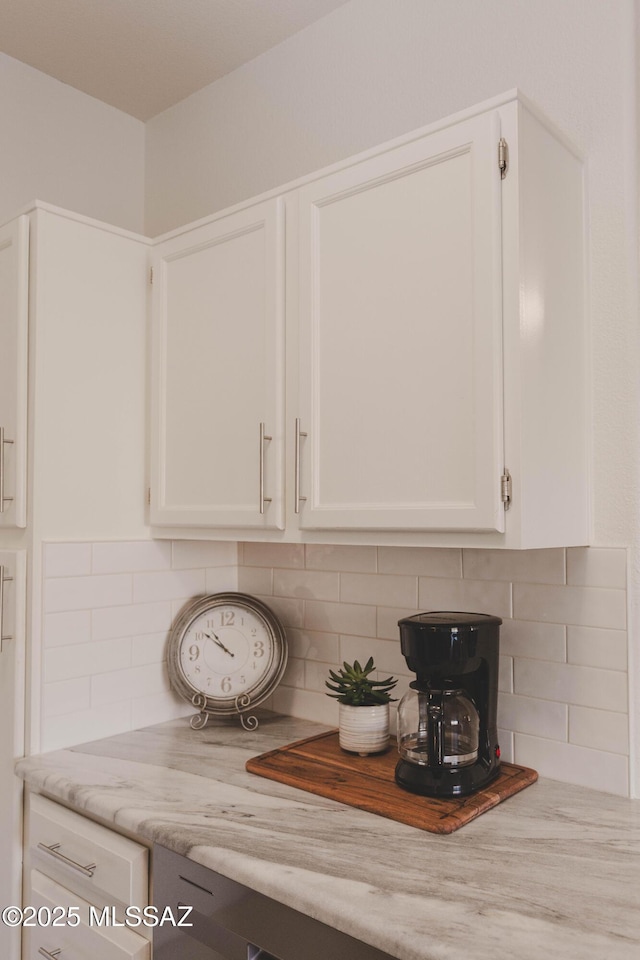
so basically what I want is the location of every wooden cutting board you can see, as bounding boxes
[246,730,537,835]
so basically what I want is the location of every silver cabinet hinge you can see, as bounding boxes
[501,469,512,510]
[146,487,151,505]
[149,267,154,285]
[498,138,509,179]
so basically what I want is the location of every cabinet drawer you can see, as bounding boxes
[26,869,149,960]
[28,794,148,908]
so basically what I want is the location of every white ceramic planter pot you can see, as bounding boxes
[338,703,390,756]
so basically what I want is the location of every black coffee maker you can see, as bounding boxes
[395,611,501,798]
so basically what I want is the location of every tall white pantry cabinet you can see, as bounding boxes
[150,91,588,549]
[0,203,149,960]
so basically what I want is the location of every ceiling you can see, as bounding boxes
[0,0,350,121]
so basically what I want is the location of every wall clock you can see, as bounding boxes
[167,592,288,730]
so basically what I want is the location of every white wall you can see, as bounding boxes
[0,54,145,233]
[145,0,640,793]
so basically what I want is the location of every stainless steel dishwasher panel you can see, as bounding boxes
[153,844,397,960]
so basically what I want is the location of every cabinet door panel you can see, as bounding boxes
[297,113,504,531]
[0,216,29,529]
[151,199,284,528]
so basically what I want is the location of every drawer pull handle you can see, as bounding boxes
[38,949,62,960]
[294,418,307,514]
[37,841,96,878]
[259,422,272,515]
[178,874,214,897]
[0,425,14,513]
[0,564,14,653]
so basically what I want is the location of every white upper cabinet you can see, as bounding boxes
[150,199,285,529]
[296,112,504,532]
[0,217,29,529]
[150,91,589,548]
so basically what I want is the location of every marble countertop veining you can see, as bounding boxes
[16,713,640,960]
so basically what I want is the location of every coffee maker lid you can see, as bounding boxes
[398,611,502,630]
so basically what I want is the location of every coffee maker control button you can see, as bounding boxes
[495,745,501,758]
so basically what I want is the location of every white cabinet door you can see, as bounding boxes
[150,198,285,529]
[296,112,505,532]
[0,217,29,529]
[0,551,25,960]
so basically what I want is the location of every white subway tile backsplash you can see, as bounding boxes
[92,601,173,641]
[205,565,238,593]
[498,692,568,741]
[44,543,92,578]
[131,632,169,666]
[43,678,91,718]
[91,662,170,707]
[133,568,206,604]
[462,548,566,584]
[237,565,273,596]
[44,702,134,753]
[514,733,629,797]
[43,610,92,648]
[45,574,132,612]
[500,619,566,662]
[339,635,408,678]
[305,544,377,573]
[566,547,627,589]
[304,599,376,637]
[282,657,305,688]
[341,572,418,608]
[419,577,512,619]
[513,583,626,629]
[569,705,629,755]
[566,625,628,671]
[514,660,628,712]
[92,540,172,574]
[378,546,462,578]
[39,539,226,751]
[274,568,340,602]
[243,542,305,569]
[131,691,192,729]
[286,628,339,663]
[172,540,237,569]
[44,638,132,683]
[38,540,632,796]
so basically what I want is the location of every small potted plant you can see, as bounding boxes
[326,657,398,755]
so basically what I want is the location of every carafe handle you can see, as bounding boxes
[428,695,445,769]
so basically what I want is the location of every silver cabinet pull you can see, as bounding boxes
[38,949,62,960]
[0,426,14,513]
[259,422,272,514]
[0,565,13,654]
[294,418,307,514]
[37,841,96,878]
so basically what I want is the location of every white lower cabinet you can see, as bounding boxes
[149,90,588,549]
[28,870,149,960]
[23,794,150,960]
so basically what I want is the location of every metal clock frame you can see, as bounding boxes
[167,592,288,730]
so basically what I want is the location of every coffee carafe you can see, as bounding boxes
[395,612,501,798]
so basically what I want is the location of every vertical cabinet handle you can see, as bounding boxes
[0,426,14,513]
[295,418,307,514]
[0,564,13,654]
[259,422,272,514]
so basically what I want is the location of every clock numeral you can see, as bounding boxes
[253,639,265,658]
[220,610,235,626]
[188,644,200,661]
[221,676,232,694]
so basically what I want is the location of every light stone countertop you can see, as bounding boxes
[16,713,640,960]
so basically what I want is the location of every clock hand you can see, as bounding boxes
[204,631,235,658]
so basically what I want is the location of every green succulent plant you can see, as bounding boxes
[325,656,398,706]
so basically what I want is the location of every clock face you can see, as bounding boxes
[167,593,287,717]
